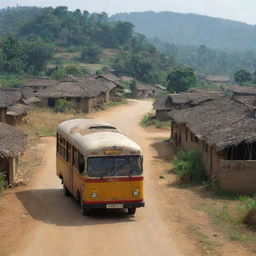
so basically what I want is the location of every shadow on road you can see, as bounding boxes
[15,189,135,227]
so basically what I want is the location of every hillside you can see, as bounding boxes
[111,11,256,52]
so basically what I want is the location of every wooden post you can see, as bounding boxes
[8,157,15,185]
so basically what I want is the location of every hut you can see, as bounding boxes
[169,98,256,194]
[23,77,57,94]
[153,96,172,121]
[0,89,23,123]
[205,75,231,85]
[95,74,124,101]
[135,83,157,98]
[227,85,256,96]
[0,122,27,185]
[38,77,108,113]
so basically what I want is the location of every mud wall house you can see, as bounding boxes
[135,83,158,98]
[23,77,57,95]
[169,98,256,194]
[0,122,27,185]
[153,96,173,121]
[37,78,106,113]
[167,89,226,110]
[0,89,23,124]
[95,74,124,101]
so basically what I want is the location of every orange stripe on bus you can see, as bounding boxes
[84,199,143,204]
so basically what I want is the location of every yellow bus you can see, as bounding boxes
[56,119,144,215]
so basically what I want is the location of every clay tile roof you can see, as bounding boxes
[0,122,27,158]
[227,85,256,95]
[23,77,57,87]
[205,75,230,82]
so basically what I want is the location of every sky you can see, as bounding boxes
[0,0,256,25]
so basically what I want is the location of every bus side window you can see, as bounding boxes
[57,134,66,158]
[73,147,79,169]
[66,142,72,163]
[78,152,85,174]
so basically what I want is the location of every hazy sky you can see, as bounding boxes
[1,0,256,25]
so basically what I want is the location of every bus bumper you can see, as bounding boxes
[84,201,145,209]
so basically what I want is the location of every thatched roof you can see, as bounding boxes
[205,75,230,83]
[233,95,256,108]
[227,85,256,96]
[95,74,123,88]
[0,89,22,108]
[0,122,27,158]
[38,77,110,99]
[23,77,57,88]
[23,97,41,105]
[169,98,256,151]
[7,103,30,116]
[153,96,171,110]
[155,84,166,90]
[136,82,156,91]
[169,89,225,106]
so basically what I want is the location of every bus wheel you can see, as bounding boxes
[63,184,71,197]
[127,208,136,215]
[80,200,90,216]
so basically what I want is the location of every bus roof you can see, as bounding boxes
[57,119,142,155]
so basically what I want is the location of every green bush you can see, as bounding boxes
[239,195,256,210]
[140,113,169,128]
[55,99,73,113]
[0,173,7,193]
[173,150,207,184]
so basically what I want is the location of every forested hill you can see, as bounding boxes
[111,11,256,52]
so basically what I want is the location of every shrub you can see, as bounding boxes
[55,99,73,113]
[173,150,207,184]
[140,113,170,128]
[0,173,7,193]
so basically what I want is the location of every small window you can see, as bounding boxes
[195,137,199,143]
[66,143,72,163]
[73,147,79,168]
[78,153,85,174]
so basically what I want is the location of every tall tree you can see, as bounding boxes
[167,67,197,93]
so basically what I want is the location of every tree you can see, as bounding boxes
[167,67,197,93]
[80,43,102,64]
[234,70,253,85]
[129,80,137,93]
[25,37,54,74]
[113,21,134,46]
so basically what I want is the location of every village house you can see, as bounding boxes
[205,75,231,85]
[169,98,256,194]
[0,89,30,125]
[135,83,158,98]
[227,85,256,96]
[0,122,27,185]
[38,77,113,113]
[153,88,225,121]
[23,77,57,94]
[95,74,124,102]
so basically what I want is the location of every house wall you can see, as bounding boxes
[0,108,7,123]
[156,110,170,121]
[0,157,18,185]
[171,122,219,178]
[6,115,25,125]
[218,160,256,193]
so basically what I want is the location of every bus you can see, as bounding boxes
[56,119,144,215]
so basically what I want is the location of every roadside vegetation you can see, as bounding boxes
[0,173,7,193]
[172,150,207,184]
[140,113,170,128]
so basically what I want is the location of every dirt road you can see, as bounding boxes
[6,100,200,256]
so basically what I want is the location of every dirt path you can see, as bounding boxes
[0,100,201,256]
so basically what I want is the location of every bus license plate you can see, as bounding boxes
[106,204,123,209]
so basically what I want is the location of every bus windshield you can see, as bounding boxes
[87,156,142,177]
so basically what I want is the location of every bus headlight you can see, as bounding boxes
[91,192,97,198]
[133,190,140,196]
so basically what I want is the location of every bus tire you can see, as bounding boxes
[63,184,71,197]
[81,200,90,216]
[127,207,136,215]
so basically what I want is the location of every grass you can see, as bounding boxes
[140,113,170,128]
[0,173,7,193]
[19,108,85,137]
